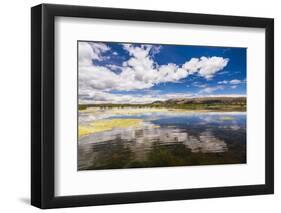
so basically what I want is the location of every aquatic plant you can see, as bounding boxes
[79,118,143,136]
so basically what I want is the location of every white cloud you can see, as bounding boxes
[219,79,245,85]
[78,42,110,66]
[79,42,94,66]
[218,80,228,84]
[79,90,193,104]
[106,64,123,71]
[123,44,152,58]
[199,86,224,94]
[151,45,162,56]
[218,71,229,75]
[231,85,238,89]
[192,82,207,88]
[199,94,245,98]
[78,43,230,102]
[183,57,229,79]
[79,65,153,91]
[229,79,242,84]
[79,89,245,104]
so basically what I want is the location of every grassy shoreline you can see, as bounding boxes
[79,104,246,112]
[79,97,246,112]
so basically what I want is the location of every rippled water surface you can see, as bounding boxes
[78,108,246,170]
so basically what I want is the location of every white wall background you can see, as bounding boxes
[0,0,279,212]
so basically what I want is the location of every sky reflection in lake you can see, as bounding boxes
[78,109,246,170]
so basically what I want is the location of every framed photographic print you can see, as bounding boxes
[31,3,274,209]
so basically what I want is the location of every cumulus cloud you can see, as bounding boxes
[183,57,229,80]
[218,80,228,84]
[199,86,224,94]
[106,64,123,71]
[218,79,244,85]
[229,79,242,84]
[78,42,110,66]
[79,65,152,91]
[192,82,208,88]
[78,42,230,103]
[79,43,229,93]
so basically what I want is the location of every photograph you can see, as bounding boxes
[29,2,274,209]
[78,41,247,171]
[30,3,274,209]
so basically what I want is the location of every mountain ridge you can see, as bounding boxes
[152,96,246,105]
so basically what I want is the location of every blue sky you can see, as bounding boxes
[78,41,246,104]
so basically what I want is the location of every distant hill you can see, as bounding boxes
[79,96,246,111]
[152,96,246,105]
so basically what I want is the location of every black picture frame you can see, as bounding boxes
[31,3,274,209]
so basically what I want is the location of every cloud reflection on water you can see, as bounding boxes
[80,121,228,154]
[78,109,246,170]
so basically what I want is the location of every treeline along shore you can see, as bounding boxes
[79,97,246,111]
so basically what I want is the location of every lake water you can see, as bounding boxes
[78,108,246,170]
